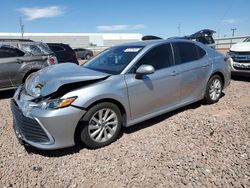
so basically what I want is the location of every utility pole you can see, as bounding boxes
[178,23,181,36]
[230,28,236,47]
[19,17,24,39]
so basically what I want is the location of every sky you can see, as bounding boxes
[0,0,249,38]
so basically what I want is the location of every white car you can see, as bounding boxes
[228,37,250,76]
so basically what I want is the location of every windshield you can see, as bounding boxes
[83,45,143,74]
[20,43,53,56]
[243,37,250,42]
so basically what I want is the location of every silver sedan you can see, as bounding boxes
[11,39,231,150]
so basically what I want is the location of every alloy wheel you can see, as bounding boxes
[88,108,118,143]
[209,78,222,101]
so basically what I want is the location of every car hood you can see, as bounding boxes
[25,63,110,97]
[230,42,250,52]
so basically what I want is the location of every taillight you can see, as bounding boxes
[47,56,57,65]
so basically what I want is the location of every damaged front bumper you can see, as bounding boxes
[11,86,86,150]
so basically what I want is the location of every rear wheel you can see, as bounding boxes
[204,75,223,104]
[80,102,122,149]
[22,70,38,84]
[85,54,91,60]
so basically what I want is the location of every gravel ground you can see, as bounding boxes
[0,77,249,187]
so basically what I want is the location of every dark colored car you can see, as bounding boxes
[188,29,216,49]
[47,43,79,65]
[144,29,216,49]
[170,29,216,49]
[0,39,57,91]
[74,48,93,60]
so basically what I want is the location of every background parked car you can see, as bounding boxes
[74,48,93,60]
[227,37,250,76]
[188,29,216,49]
[47,43,79,65]
[165,29,216,49]
[0,39,57,91]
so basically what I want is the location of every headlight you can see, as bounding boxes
[227,51,236,57]
[40,96,77,110]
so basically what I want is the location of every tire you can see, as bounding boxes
[85,54,91,60]
[203,75,223,104]
[79,102,122,149]
[23,71,37,84]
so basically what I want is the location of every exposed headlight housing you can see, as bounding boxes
[31,87,41,98]
[40,96,77,110]
[24,73,43,98]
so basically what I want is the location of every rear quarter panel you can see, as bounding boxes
[204,46,231,88]
[14,56,48,85]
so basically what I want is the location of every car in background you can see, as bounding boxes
[47,43,79,65]
[0,39,57,91]
[74,48,93,60]
[168,29,216,49]
[11,39,230,150]
[227,37,250,76]
[188,29,216,49]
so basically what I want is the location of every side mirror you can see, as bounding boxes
[136,65,155,75]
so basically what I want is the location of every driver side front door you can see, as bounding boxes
[125,43,181,124]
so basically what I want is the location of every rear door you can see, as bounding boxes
[0,45,25,89]
[172,42,212,103]
[48,45,66,62]
[78,49,87,59]
[125,43,181,120]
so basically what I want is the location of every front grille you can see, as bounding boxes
[11,100,50,143]
[233,66,250,70]
[233,51,250,56]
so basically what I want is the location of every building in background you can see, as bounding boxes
[0,33,142,48]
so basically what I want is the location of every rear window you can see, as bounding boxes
[196,36,214,44]
[20,43,52,56]
[49,45,65,52]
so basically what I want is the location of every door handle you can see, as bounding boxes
[16,59,24,64]
[171,70,178,76]
[203,62,209,67]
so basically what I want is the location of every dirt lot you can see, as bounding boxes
[0,77,249,187]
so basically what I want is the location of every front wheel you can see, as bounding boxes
[80,102,122,149]
[204,75,223,104]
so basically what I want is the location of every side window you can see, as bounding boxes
[131,43,173,73]
[173,42,199,64]
[196,45,206,58]
[0,46,25,58]
[49,45,65,52]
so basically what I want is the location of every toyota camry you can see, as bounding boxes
[11,39,231,149]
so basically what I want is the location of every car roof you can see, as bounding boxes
[47,43,70,46]
[0,41,45,45]
[0,38,34,42]
[117,38,197,48]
